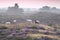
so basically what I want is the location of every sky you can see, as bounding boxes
[0,0,60,8]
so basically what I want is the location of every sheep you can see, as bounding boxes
[26,19,32,22]
[35,20,40,24]
[5,22,11,24]
[26,19,33,23]
[13,20,17,23]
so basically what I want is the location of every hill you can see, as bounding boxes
[28,12,59,24]
[0,22,60,40]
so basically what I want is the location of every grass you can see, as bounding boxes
[0,22,60,40]
[27,33,60,40]
[0,22,39,28]
[0,22,54,29]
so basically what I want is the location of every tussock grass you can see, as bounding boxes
[27,33,60,40]
[0,22,60,40]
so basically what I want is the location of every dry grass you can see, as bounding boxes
[0,22,39,28]
[0,22,60,40]
[27,33,60,40]
[39,24,54,30]
[0,22,54,29]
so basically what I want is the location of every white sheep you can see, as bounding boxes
[5,22,11,24]
[26,19,32,22]
[13,20,17,22]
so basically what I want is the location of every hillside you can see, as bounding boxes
[48,14,60,24]
[0,22,60,40]
[29,12,59,24]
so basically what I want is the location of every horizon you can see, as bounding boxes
[0,0,60,9]
[0,5,60,9]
